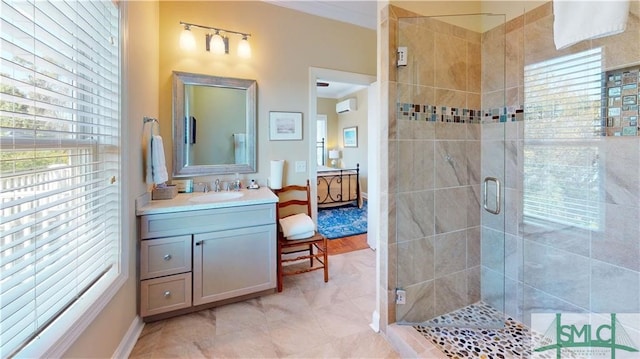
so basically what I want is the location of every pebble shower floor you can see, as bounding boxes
[413,302,581,358]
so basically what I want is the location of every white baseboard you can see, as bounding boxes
[112,316,144,359]
[369,310,380,332]
[362,192,368,199]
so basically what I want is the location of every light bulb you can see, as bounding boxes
[179,26,196,51]
[210,32,226,55]
[237,36,251,58]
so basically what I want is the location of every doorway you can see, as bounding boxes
[308,67,378,328]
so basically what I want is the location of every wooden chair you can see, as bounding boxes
[273,180,328,292]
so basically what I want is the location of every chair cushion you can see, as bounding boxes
[286,231,315,240]
[278,213,315,238]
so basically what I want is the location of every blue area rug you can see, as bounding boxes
[317,200,367,239]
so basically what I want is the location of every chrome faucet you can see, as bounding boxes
[214,178,221,192]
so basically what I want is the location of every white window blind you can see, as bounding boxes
[523,48,602,230]
[0,0,120,357]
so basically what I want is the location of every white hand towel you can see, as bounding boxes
[553,0,630,50]
[144,129,153,184]
[279,213,315,238]
[151,135,169,185]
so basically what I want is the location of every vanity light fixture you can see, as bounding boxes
[179,21,251,58]
[179,24,196,51]
[237,35,251,58]
[209,30,227,55]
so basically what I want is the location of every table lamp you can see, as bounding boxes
[329,149,340,168]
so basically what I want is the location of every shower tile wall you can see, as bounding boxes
[386,1,640,328]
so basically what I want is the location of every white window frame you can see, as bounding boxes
[317,114,327,166]
[0,1,127,357]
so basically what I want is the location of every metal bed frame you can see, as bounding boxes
[317,163,360,207]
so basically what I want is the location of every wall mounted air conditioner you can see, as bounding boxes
[336,98,357,114]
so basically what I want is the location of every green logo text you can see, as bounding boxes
[534,313,639,359]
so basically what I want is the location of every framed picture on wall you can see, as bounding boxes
[343,126,358,147]
[269,111,303,140]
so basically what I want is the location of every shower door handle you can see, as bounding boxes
[483,177,501,215]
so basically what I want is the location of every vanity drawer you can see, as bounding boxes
[140,203,275,239]
[140,273,192,317]
[140,235,192,280]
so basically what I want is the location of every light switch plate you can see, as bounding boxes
[397,46,408,66]
[295,161,306,173]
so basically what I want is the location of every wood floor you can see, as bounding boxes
[326,233,369,255]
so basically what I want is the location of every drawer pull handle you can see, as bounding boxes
[163,254,172,261]
[164,290,171,298]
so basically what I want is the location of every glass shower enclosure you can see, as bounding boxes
[394,5,640,347]
[394,13,508,329]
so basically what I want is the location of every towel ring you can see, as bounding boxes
[143,116,160,136]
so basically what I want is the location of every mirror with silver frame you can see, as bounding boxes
[172,71,257,177]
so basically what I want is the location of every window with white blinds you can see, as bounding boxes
[523,48,602,230]
[317,114,327,166]
[0,0,120,357]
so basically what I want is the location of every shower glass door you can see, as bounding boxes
[521,19,640,336]
[394,13,507,329]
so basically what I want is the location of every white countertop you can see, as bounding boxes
[136,186,279,216]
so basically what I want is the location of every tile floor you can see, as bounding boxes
[129,248,401,358]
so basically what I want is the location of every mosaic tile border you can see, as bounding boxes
[397,103,524,124]
[397,68,640,137]
[604,67,639,136]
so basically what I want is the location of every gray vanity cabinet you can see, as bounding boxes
[139,203,276,319]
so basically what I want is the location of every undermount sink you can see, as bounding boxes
[189,191,244,203]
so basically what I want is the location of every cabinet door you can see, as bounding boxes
[193,224,276,306]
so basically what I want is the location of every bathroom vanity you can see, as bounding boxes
[135,187,278,320]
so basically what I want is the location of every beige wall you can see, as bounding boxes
[317,89,369,194]
[337,88,370,193]
[158,1,376,187]
[63,1,159,357]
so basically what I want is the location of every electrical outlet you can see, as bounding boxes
[295,161,306,173]
[396,289,406,305]
[397,46,408,66]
